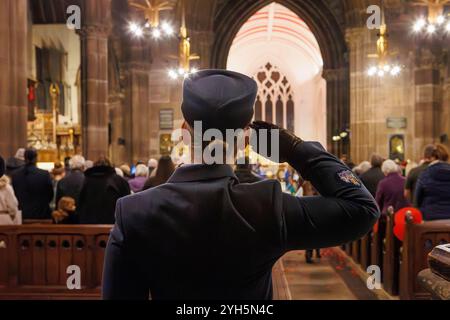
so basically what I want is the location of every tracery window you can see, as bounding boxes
[253,63,295,132]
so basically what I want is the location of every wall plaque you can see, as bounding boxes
[387,117,407,129]
[159,109,174,130]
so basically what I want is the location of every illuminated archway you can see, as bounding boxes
[227,2,327,145]
[212,0,349,155]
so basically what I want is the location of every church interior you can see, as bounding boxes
[0,0,450,302]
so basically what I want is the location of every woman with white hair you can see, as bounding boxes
[128,164,149,193]
[375,159,409,213]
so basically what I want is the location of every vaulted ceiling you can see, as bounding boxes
[30,0,83,24]
[227,3,323,84]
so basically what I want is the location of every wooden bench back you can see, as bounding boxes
[382,207,400,295]
[0,225,112,299]
[400,217,450,300]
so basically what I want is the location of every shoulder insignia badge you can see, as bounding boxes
[337,170,361,187]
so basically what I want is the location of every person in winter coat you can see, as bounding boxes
[56,155,86,206]
[128,164,149,193]
[0,156,20,225]
[142,156,175,190]
[415,144,450,221]
[77,156,130,224]
[5,148,25,177]
[360,154,385,197]
[12,149,53,220]
[375,159,409,214]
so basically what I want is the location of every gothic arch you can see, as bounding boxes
[211,0,350,155]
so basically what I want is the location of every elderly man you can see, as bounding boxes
[102,69,379,300]
[56,155,86,207]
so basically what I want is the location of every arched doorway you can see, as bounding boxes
[226,3,327,145]
[211,0,349,155]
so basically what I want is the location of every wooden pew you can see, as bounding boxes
[352,239,361,264]
[0,224,293,300]
[0,224,112,299]
[382,207,400,295]
[370,212,388,278]
[360,232,371,270]
[399,215,450,300]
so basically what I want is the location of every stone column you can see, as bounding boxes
[0,0,28,157]
[323,67,350,157]
[121,8,152,164]
[79,0,111,161]
[347,27,386,164]
[414,48,442,150]
[442,60,450,147]
[109,94,126,165]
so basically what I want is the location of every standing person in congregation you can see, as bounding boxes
[128,164,149,193]
[404,144,434,205]
[11,148,54,220]
[0,155,20,225]
[56,155,86,206]
[415,144,450,221]
[375,159,409,214]
[102,69,379,300]
[142,156,175,190]
[5,148,25,177]
[50,162,66,210]
[147,159,158,177]
[360,154,385,197]
[77,156,130,224]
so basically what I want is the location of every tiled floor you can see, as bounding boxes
[280,250,358,300]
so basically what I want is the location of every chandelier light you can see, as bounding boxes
[411,1,450,35]
[167,0,200,80]
[128,0,175,40]
[366,20,403,78]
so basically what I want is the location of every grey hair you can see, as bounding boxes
[69,155,86,170]
[135,164,149,177]
[381,159,399,175]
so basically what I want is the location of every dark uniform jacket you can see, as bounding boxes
[102,142,379,300]
[12,164,53,219]
[234,166,263,184]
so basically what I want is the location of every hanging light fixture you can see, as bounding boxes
[411,1,450,35]
[366,4,403,79]
[128,0,175,39]
[167,0,200,80]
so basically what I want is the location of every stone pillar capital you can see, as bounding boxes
[322,68,347,81]
[78,24,112,38]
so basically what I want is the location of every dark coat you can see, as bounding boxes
[77,166,130,224]
[12,164,53,219]
[56,169,85,205]
[360,166,385,197]
[102,142,379,300]
[375,172,409,213]
[6,157,25,177]
[416,162,450,221]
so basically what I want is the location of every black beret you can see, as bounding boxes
[181,69,258,133]
[0,155,4,177]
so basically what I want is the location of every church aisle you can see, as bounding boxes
[280,250,370,300]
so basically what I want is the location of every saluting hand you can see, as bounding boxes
[249,121,303,164]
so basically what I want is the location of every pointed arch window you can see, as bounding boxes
[253,63,294,131]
